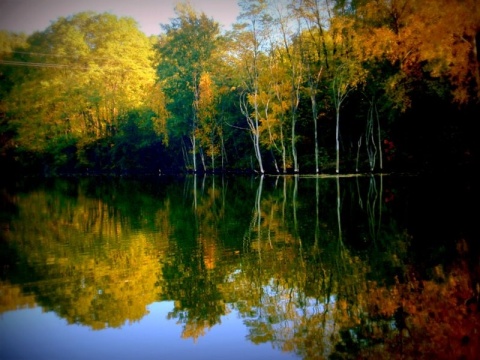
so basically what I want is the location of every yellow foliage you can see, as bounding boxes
[0,282,36,313]
[357,0,480,103]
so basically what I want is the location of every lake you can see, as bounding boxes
[1,173,478,359]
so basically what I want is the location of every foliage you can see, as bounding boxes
[156,3,221,172]
[0,1,478,175]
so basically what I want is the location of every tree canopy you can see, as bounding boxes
[1,0,478,176]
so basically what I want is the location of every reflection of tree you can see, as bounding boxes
[335,241,480,360]
[226,176,365,357]
[165,272,227,342]
[225,175,445,359]
[1,179,165,329]
[160,175,232,341]
[230,237,367,359]
[0,281,36,313]
[356,174,384,245]
[3,176,477,359]
[244,175,264,256]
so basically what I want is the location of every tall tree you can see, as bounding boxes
[156,3,220,172]
[329,16,365,173]
[269,0,304,173]
[294,0,333,173]
[235,0,270,174]
[258,55,288,173]
[196,72,220,172]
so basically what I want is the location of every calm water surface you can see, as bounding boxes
[1,174,478,359]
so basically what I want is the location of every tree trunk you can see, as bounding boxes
[240,91,264,174]
[191,132,197,173]
[312,94,319,173]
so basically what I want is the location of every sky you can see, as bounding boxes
[0,0,241,36]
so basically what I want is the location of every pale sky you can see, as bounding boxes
[0,0,240,36]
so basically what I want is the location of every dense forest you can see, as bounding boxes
[0,0,478,176]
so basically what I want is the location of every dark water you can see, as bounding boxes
[0,174,479,359]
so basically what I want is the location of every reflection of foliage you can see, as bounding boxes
[2,179,165,329]
[225,174,369,358]
[234,248,369,359]
[160,175,233,341]
[223,175,480,359]
[1,175,478,359]
[0,281,36,313]
[313,237,480,360]
[352,250,480,359]
[30,236,161,330]
[162,239,227,342]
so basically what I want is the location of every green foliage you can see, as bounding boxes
[155,3,221,172]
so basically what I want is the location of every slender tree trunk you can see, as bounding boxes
[332,69,352,174]
[281,126,286,174]
[193,174,198,211]
[192,73,199,173]
[366,106,376,171]
[240,92,264,174]
[199,147,206,173]
[307,67,322,173]
[191,132,197,173]
[291,89,298,173]
[312,94,319,173]
[356,135,362,173]
[220,128,226,171]
[271,149,279,173]
[376,105,383,171]
[291,111,298,173]
[182,138,191,170]
[273,91,287,173]
[253,91,264,174]
[263,100,280,173]
[211,147,215,173]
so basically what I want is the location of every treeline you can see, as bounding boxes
[0,0,478,176]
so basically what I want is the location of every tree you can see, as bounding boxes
[2,12,156,165]
[329,15,366,173]
[268,0,304,173]
[294,0,333,173]
[196,72,221,172]
[257,56,288,173]
[146,81,170,145]
[156,3,220,173]
[235,0,271,174]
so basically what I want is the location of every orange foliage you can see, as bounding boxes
[357,0,480,103]
[362,259,480,359]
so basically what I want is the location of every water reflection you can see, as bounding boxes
[0,175,478,359]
